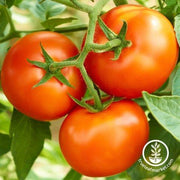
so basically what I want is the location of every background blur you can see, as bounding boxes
[0,0,180,180]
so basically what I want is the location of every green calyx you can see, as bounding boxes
[28,43,75,88]
[98,17,132,60]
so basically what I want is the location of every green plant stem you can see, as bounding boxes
[4,7,16,32]
[0,7,20,43]
[89,39,122,53]
[16,24,87,34]
[49,0,111,111]
[157,0,163,9]
[0,24,87,43]
[70,0,93,13]
[49,60,77,71]
[51,0,76,9]
[75,0,110,110]
[79,66,102,110]
[0,32,19,43]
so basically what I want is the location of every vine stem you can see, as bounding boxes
[49,0,111,111]
[52,0,78,9]
[70,0,93,13]
[0,7,20,43]
[157,0,163,9]
[4,7,16,32]
[50,0,111,110]
[72,0,111,110]
[16,24,87,34]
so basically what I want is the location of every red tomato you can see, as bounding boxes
[59,100,149,177]
[1,31,86,121]
[85,5,179,98]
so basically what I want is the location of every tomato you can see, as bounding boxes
[1,31,86,121]
[59,100,149,177]
[85,5,179,98]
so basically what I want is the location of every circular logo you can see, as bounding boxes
[142,139,169,167]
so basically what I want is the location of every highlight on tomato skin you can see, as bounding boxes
[59,99,149,177]
[1,31,86,121]
[85,4,179,98]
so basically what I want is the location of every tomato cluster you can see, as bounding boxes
[1,4,178,178]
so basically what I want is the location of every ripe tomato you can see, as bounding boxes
[85,5,179,98]
[1,31,86,121]
[59,100,149,177]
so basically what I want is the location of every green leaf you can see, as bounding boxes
[143,91,180,141]
[63,169,82,180]
[135,0,149,6]
[41,17,77,30]
[0,102,8,112]
[0,5,8,37]
[30,0,66,20]
[14,0,24,6]
[166,0,177,6]
[172,64,180,95]
[0,94,12,134]
[0,0,5,6]
[106,171,129,179]
[0,111,11,134]
[175,15,180,46]
[113,0,128,6]
[0,0,15,8]
[160,0,180,22]
[162,157,180,180]
[10,109,51,180]
[127,116,180,179]
[0,133,11,156]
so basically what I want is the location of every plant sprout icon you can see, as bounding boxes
[149,142,162,164]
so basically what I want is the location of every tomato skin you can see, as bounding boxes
[59,100,149,177]
[1,31,86,121]
[85,5,179,98]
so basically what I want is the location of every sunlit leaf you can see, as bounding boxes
[143,92,180,141]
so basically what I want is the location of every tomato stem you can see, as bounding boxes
[157,0,163,9]
[16,24,88,34]
[0,7,20,43]
[70,0,93,13]
[28,0,132,112]
[4,7,16,32]
[89,39,122,53]
[51,0,76,9]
